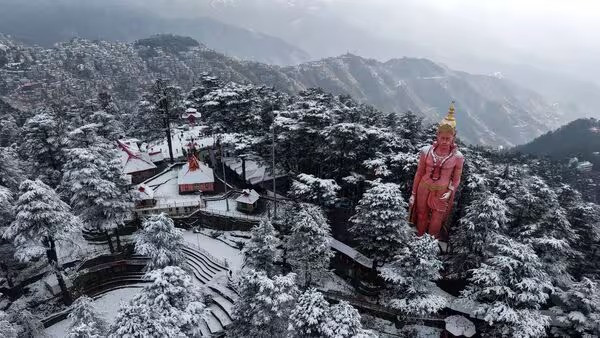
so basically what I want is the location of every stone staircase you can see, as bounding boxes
[181,245,239,336]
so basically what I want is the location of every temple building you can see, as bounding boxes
[177,152,215,193]
[235,189,260,213]
[118,139,157,184]
[182,107,201,125]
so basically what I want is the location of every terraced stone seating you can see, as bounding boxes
[181,246,228,284]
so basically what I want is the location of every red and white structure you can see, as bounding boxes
[182,107,201,125]
[178,153,215,193]
[118,140,157,184]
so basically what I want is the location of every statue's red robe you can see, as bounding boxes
[409,142,464,238]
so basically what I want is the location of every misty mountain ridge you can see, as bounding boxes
[515,118,600,169]
[0,1,311,66]
[0,33,564,146]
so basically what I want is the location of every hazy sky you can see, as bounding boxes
[129,0,600,82]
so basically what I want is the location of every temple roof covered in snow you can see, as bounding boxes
[235,189,260,204]
[118,139,157,174]
[177,156,214,185]
[223,157,286,185]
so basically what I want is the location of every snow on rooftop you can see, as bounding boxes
[136,165,204,208]
[137,184,154,200]
[329,237,373,268]
[148,125,213,160]
[177,159,214,185]
[235,189,260,204]
[118,140,156,174]
[223,157,286,185]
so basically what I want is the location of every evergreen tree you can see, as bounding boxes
[289,288,331,337]
[551,277,600,337]
[349,181,411,265]
[66,296,108,338]
[110,266,207,337]
[140,78,183,162]
[321,301,372,338]
[61,131,131,253]
[380,234,445,317]
[5,303,47,338]
[229,269,299,338]
[86,110,124,141]
[0,310,18,338]
[285,204,334,287]
[135,213,185,271]
[0,146,23,191]
[289,174,340,207]
[243,219,280,277]
[3,179,79,304]
[398,111,424,142]
[511,176,578,286]
[450,192,509,275]
[460,234,552,338]
[20,112,67,187]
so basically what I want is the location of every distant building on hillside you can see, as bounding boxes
[577,161,594,172]
[182,107,201,125]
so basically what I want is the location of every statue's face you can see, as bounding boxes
[436,131,454,148]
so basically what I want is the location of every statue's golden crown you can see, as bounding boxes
[438,101,457,134]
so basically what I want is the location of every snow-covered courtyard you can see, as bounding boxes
[45,287,142,337]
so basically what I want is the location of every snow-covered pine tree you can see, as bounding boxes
[322,122,368,179]
[0,186,13,231]
[3,179,79,304]
[20,112,67,187]
[135,213,185,271]
[61,130,131,253]
[141,78,183,162]
[110,266,207,337]
[380,234,446,317]
[551,277,600,337]
[321,301,372,338]
[460,234,552,338]
[349,181,411,265]
[507,176,579,286]
[0,310,18,338]
[285,204,334,287]
[0,146,23,191]
[243,219,280,276]
[5,303,47,338]
[86,110,124,141]
[289,288,331,337]
[229,269,299,338]
[450,192,509,276]
[398,111,424,143]
[66,296,108,338]
[289,174,340,207]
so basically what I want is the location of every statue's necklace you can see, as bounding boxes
[430,147,453,181]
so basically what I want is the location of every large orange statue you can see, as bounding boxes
[409,102,464,238]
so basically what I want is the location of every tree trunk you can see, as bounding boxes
[105,230,115,253]
[115,226,122,252]
[47,236,72,305]
[54,268,72,305]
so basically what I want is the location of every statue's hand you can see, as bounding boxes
[441,191,451,200]
[409,194,415,205]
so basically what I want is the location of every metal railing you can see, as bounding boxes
[183,242,228,268]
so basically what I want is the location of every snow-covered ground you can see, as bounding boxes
[182,230,244,272]
[138,166,205,209]
[45,287,142,337]
[147,125,214,159]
